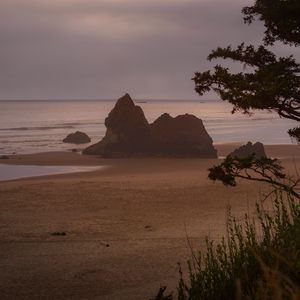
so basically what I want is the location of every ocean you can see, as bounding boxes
[0,99,297,155]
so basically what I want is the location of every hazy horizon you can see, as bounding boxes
[0,97,219,101]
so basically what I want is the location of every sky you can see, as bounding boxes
[0,0,299,100]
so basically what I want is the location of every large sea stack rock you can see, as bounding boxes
[229,142,266,159]
[150,113,217,157]
[63,131,91,144]
[83,94,151,157]
[83,94,217,158]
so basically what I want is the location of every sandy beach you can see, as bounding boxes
[0,144,299,300]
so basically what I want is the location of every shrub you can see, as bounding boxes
[153,191,300,300]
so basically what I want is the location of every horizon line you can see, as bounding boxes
[0,98,216,102]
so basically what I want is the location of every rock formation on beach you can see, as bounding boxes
[83,94,217,158]
[229,141,266,159]
[83,94,151,156]
[150,113,216,157]
[63,131,91,144]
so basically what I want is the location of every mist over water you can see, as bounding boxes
[0,100,297,155]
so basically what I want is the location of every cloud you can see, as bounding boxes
[0,0,298,100]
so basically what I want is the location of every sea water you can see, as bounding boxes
[0,99,297,155]
[0,164,103,181]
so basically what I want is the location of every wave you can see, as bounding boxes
[0,125,75,131]
[55,122,104,126]
[0,121,104,132]
[0,127,29,131]
[204,116,279,123]
[0,139,53,144]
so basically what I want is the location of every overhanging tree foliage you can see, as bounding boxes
[193,0,300,142]
[208,155,300,199]
[242,0,300,46]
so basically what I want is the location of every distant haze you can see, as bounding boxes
[1,0,299,100]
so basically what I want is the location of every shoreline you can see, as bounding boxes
[0,164,106,183]
[0,143,299,166]
[0,143,298,183]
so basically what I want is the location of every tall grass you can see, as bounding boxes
[152,191,300,300]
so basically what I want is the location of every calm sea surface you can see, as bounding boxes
[0,100,297,155]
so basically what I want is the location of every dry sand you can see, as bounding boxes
[0,144,299,300]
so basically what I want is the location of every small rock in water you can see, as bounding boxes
[63,131,91,144]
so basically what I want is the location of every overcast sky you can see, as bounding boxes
[0,0,299,100]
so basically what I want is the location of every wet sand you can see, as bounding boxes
[0,144,299,299]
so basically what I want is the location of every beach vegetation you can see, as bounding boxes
[152,186,300,300]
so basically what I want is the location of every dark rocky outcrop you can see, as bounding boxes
[63,131,91,144]
[149,113,217,157]
[229,142,266,159]
[83,94,217,158]
[83,94,151,156]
